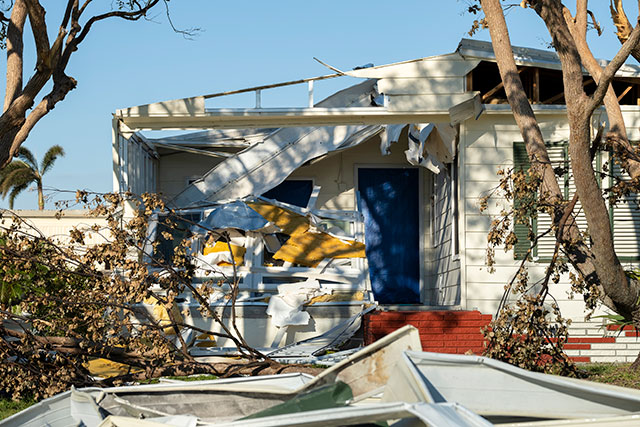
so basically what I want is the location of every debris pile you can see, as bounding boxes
[7,325,640,426]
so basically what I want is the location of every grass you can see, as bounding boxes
[164,374,218,381]
[581,363,640,389]
[0,398,34,421]
[138,374,219,384]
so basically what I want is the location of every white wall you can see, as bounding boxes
[459,110,633,320]
[289,131,460,305]
[462,112,568,315]
[427,164,461,306]
[5,210,109,247]
[116,134,157,196]
[157,152,225,200]
[287,134,408,210]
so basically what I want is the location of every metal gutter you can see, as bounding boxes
[118,108,452,131]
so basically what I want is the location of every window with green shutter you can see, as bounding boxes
[513,141,533,260]
[609,152,640,262]
[512,140,593,261]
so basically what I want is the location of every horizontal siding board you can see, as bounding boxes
[612,161,640,258]
[463,163,503,182]
[466,231,494,249]
[465,248,527,266]
[378,77,465,95]
[466,265,550,283]
[465,214,493,231]
[464,117,569,133]
[464,147,514,164]
[387,93,478,112]
[464,180,505,194]
[464,130,522,148]
[465,198,510,216]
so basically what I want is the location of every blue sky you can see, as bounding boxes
[0,0,633,209]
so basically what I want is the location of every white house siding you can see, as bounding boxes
[461,111,588,318]
[426,165,461,306]
[6,210,109,248]
[461,107,640,361]
[156,152,225,200]
[116,133,157,196]
[288,133,444,304]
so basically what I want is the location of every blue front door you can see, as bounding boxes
[358,168,420,304]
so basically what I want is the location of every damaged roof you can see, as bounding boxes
[457,38,640,77]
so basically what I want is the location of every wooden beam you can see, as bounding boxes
[533,68,540,103]
[543,78,594,104]
[542,91,565,105]
[617,84,634,101]
[482,68,525,102]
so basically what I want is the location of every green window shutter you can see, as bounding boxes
[535,142,567,260]
[610,152,640,261]
[513,141,532,260]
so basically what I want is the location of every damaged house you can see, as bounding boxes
[112,39,640,361]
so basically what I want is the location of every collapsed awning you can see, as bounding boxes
[170,80,383,207]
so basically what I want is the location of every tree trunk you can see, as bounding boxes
[480,0,640,365]
[533,0,640,319]
[480,0,617,310]
[37,179,44,210]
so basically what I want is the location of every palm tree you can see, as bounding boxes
[0,145,65,210]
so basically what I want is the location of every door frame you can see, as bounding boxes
[354,164,426,304]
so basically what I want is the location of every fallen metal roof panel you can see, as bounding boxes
[209,401,492,427]
[0,374,314,427]
[401,350,640,420]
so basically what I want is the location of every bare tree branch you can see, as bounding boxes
[4,0,27,112]
[589,20,640,113]
[0,0,196,168]
[74,0,161,46]
[23,0,51,69]
[9,75,77,157]
[562,5,640,180]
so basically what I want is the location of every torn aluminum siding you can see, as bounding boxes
[171,124,383,207]
[141,198,374,349]
[111,46,482,348]
[148,128,279,148]
[2,374,315,427]
[170,79,384,207]
[386,350,640,421]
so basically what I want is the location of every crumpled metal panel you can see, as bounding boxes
[193,201,278,234]
[170,80,382,208]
